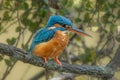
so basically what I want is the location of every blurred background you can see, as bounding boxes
[0,0,120,80]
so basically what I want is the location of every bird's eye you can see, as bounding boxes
[65,25,70,29]
[61,24,71,29]
[62,24,66,27]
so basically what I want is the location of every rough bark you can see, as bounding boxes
[107,45,120,71]
[0,43,118,79]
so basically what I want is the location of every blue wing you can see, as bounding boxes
[29,28,56,52]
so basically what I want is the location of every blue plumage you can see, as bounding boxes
[29,28,54,51]
[46,15,73,27]
[29,15,90,52]
[29,27,66,51]
[29,15,91,66]
[29,15,72,52]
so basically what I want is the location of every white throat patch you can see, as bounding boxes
[62,31,68,34]
[48,26,56,30]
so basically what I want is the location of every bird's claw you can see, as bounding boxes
[54,57,62,66]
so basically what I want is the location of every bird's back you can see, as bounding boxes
[29,28,55,52]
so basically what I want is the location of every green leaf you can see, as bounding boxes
[0,25,3,32]
[16,0,29,10]
[84,12,90,22]
[22,2,29,10]
[21,17,37,32]
[102,16,108,23]
[6,37,16,45]
[75,18,81,23]
[4,59,11,66]
[28,22,36,32]
[17,0,24,3]
[102,29,108,33]
[85,48,91,54]
[110,24,116,33]
[80,53,90,64]
[80,48,95,64]
[90,49,96,61]
[5,0,11,6]
[116,36,120,42]
[0,56,3,61]
[59,9,69,15]
[98,0,106,5]
[41,7,47,17]
[117,9,120,18]
[3,11,10,21]
[4,0,12,8]
[66,0,73,7]
[16,26,22,32]
[85,1,92,9]
[24,2,29,9]
[75,37,81,41]
[21,18,31,26]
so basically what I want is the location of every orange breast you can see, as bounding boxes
[33,30,69,58]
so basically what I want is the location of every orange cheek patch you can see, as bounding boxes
[54,24,62,27]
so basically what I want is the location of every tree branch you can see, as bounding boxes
[107,45,120,71]
[0,43,114,79]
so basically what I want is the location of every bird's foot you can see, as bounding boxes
[42,57,47,64]
[54,57,62,66]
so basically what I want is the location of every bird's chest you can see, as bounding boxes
[33,30,69,57]
[52,30,69,48]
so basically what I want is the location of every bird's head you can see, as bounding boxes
[46,15,91,37]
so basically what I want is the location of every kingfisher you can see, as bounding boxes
[29,15,91,66]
